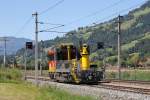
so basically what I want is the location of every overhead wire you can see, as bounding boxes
[41,25,65,31]
[14,0,65,36]
[65,0,124,26]
[39,0,125,33]
[61,0,147,31]
[14,0,146,38]
[93,0,147,24]
[37,0,65,34]
[15,16,33,36]
[38,0,124,34]
[61,0,148,32]
[40,30,67,33]
[39,22,64,26]
[39,0,65,15]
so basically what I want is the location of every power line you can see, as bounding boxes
[15,1,62,37]
[93,0,147,24]
[65,0,124,26]
[39,0,64,15]
[15,16,33,35]
[41,24,65,31]
[40,30,67,33]
[62,0,146,31]
[39,22,64,26]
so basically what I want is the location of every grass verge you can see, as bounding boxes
[0,68,22,83]
[0,83,95,100]
[106,70,150,81]
[0,68,95,100]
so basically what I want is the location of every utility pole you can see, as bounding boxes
[40,40,44,76]
[4,38,6,67]
[24,47,27,79]
[103,45,106,79]
[0,49,2,67]
[0,37,9,68]
[117,15,123,80]
[32,12,39,85]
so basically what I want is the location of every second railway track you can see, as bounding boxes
[26,76,150,95]
[106,79,150,84]
[90,83,150,95]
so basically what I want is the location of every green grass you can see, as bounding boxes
[0,83,95,100]
[142,32,150,40]
[90,52,98,59]
[122,32,150,51]
[121,19,136,30]
[0,68,95,100]
[101,23,112,31]
[121,70,150,81]
[120,7,150,30]
[133,7,150,18]
[106,70,150,81]
[105,56,117,62]
[82,32,92,40]
[0,68,22,83]
[122,40,138,51]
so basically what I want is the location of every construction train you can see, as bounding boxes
[47,43,103,83]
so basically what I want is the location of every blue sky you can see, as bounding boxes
[0,0,148,40]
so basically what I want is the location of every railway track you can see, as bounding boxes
[26,76,150,95]
[26,76,50,81]
[90,84,150,95]
[98,79,150,95]
[106,79,150,84]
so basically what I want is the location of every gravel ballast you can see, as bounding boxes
[27,79,150,100]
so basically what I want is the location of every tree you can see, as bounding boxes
[128,53,140,67]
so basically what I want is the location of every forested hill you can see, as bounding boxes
[16,1,150,67]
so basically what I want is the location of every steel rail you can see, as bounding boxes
[26,75,150,95]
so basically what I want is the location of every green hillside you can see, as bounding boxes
[122,32,150,51]
[16,1,150,68]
